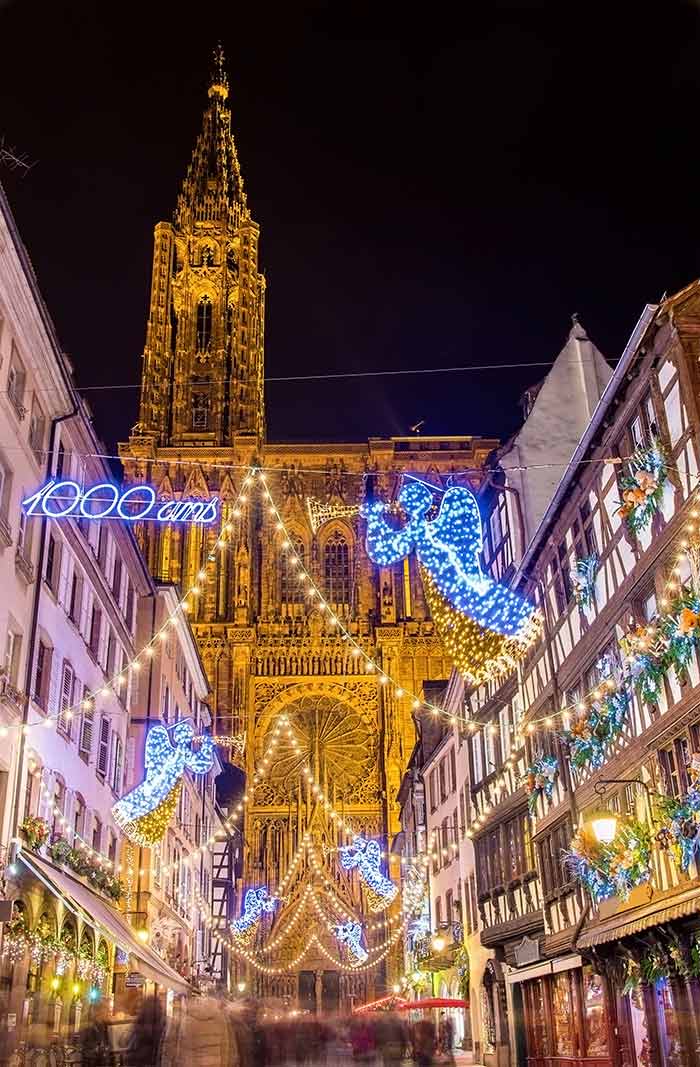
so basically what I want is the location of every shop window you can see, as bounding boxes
[524,978,549,1057]
[552,971,575,1056]
[582,966,609,1056]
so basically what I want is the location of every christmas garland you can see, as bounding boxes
[561,685,630,770]
[616,437,668,533]
[20,815,50,852]
[565,817,652,903]
[454,945,470,1002]
[48,837,122,902]
[621,593,700,704]
[655,754,700,873]
[1,908,108,986]
[523,755,558,815]
[622,933,700,992]
[571,553,598,609]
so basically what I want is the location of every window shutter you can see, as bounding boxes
[80,705,94,756]
[57,663,74,735]
[111,735,123,793]
[97,717,110,776]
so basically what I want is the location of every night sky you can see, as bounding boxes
[1,1,700,453]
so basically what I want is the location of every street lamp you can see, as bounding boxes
[237,981,247,994]
[591,812,619,845]
[431,933,446,953]
[590,778,655,844]
[392,983,401,994]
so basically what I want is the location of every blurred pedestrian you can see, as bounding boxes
[412,1018,437,1067]
[438,1012,454,1055]
[125,996,166,1067]
[160,994,235,1066]
[349,1014,375,1062]
[376,1012,407,1066]
[80,999,112,1067]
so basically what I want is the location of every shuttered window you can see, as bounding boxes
[89,604,102,657]
[112,557,122,604]
[57,662,74,736]
[97,717,110,777]
[79,698,94,757]
[111,734,123,793]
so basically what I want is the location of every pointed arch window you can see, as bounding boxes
[280,536,306,614]
[192,392,210,431]
[196,297,212,352]
[324,531,351,614]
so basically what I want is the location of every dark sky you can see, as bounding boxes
[1,0,700,453]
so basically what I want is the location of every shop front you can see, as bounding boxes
[575,896,700,1067]
[508,956,613,1067]
[0,850,189,1058]
[507,908,700,1067]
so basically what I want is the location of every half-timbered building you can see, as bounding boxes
[464,284,700,1067]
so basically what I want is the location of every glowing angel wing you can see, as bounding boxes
[144,724,172,767]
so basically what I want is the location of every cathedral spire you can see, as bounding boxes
[175,44,244,230]
[129,47,265,448]
[209,42,229,101]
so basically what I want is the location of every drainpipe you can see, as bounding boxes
[9,385,79,858]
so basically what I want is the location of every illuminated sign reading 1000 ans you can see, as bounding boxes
[22,480,220,524]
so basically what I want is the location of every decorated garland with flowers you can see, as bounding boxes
[561,685,630,770]
[621,593,700,704]
[654,752,700,873]
[48,836,122,901]
[571,554,598,609]
[616,437,669,533]
[565,817,652,903]
[523,755,559,815]
[20,815,50,852]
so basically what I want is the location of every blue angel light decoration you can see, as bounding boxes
[112,719,214,846]
[339,835,398,912]
[230,887,278,939]
[363,478,540,684]
[335,921,368,964]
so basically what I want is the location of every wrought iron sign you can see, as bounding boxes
[21,480,220,524]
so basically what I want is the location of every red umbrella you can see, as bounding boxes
[398,997,467,1010]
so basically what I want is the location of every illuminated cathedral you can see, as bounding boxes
[120,47,496,1008]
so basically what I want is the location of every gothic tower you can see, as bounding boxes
[134,45,265,448]
[121,48,498,1006]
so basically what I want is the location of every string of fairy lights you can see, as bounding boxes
[464,493,700,832]
[193,823,438,976]
[18,448,698,970]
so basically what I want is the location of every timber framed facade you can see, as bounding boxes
[463,283,700,1067]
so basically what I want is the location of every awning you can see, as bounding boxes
[19,851,190,995]
[577,886,700,949]
[398,998,468,1011]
